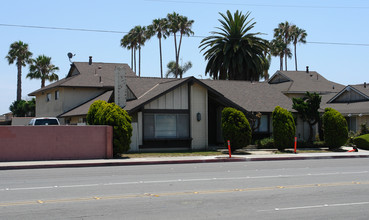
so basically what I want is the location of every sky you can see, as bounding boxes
[1,0,369,114]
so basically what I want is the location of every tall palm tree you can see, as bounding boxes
[167,12,194,77]
[199,10,269,81]
[130,25,149,77]
[121,33,136,71]
[291,25,307,71]
[148,18,169,78]
[27,55,59,88]
[177,16,194,76]
[5,41,33,101]
[274,21,293,71]
[166,61,192,78]
[270,38,287,71]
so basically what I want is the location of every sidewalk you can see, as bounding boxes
[1,148,369,170]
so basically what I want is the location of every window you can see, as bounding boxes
[55,90,59,100]
[255,115,269,132]
[46,93,51,102]
[144,113,189,139]
[345,117,357,132]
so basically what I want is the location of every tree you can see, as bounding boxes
[272,106,296,151]
[274,21,293,71]
[199,10,269,81]
[148,18,169,78]
[121,32,136,71]
[270,38,288,71]
[166,61,192,78]
[130,25,149,77]
[87,100,132,154]
[292,92,321,143]
[167,12,194,77]
[221,107,251,151]
[291,25,307,71]
[5,41,33,101]
[322,108,348,149]
[27,55,59,88]
[9,98,35,117]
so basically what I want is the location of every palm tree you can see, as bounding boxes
[291,25,307,71]
[148,18,169,78]
[27,55,59,88]
[130,25,149,77]
[5,41,33,101]
[167,12,194,77]
[270,38,287,71]
[121,33,136,71]
[199,10,269,81]
[274,21,293,71]
[166,61,192,78]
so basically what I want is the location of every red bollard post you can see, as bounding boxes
[227,140,232,158]
[294,137,297,154]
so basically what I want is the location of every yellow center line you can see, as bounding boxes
[1,181,368,207]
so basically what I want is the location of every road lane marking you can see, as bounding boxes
[260,201,369,212]
[1,171,368,192]
[1,181,369,207]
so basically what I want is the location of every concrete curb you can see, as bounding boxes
[1,154,369,170]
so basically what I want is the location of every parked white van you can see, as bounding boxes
[28,117,60,126]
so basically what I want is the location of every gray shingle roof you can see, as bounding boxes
[29,62,136,96]
[350,84,369,97]
[269,71,345,94]
[202,79,293,112]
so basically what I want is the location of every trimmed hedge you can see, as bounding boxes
[221,107,251,151]
[353,134,369,150]
[87,100,132,154]
[322,108,348,149]
[272,106,295,151]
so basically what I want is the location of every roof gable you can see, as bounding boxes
[268,72,291,84]
[328,85,369,103]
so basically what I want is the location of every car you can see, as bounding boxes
[28,117,60,126]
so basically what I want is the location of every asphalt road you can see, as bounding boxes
[1,158,369,219]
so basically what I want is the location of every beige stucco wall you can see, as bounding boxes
[34,87,106,118]
[191,83,208,150]
[356,115,369,132]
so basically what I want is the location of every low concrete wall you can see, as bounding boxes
[0,126,113,162]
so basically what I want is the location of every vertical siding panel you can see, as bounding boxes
[158,95,166,109]
[166,91,174,109]
[182,84,188,109]
[173,87,181,109]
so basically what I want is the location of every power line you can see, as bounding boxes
[1,23,369,47]
[0,23,127,34]
[145,0,369,9]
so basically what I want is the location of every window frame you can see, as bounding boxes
[46,93,51,102]
[55,90,59,100]
[143,110,190,140]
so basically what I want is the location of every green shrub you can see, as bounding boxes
[360,123,369,135]
[256,137,274,149]
[87,100,106,125]
[322,108,348,149]
[87,100,132,154]
[221,107,251,151]
[353,134,369,150]
[272,106,296,151]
